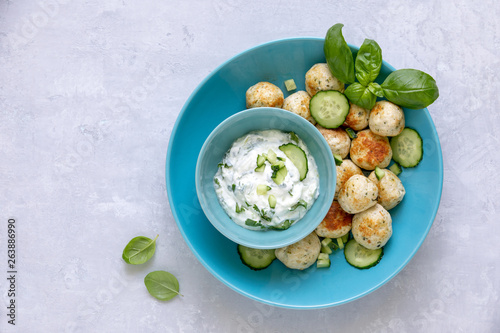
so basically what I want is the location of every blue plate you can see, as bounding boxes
[166,37,443,308]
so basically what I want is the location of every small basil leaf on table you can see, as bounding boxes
[324,23,355,84]
[355,39,382,86]
[122,235,159,265]
[381,68,439,109]
[144,270,182,301]
[344,82,377,110]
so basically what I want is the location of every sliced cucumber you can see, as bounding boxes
[268,194,277,209]
[256,154,266,167]
[389,162,402,176]
[237,244,276,270]
[256,184,271,195]
[340,233,350,244]
[375,166,385,180]
[279,143,308,180]
[321,238,333,254]
[333,154,343,166]
[336,236,345,250]
[254,164,266,172]
[266,149,278,164]
[390,127,423,168]
[284,79,297,91]
[309,90,350,128]
[271,165,287,185]
[344,239,383,269]
[316,253,331,268]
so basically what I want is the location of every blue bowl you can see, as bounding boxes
[195,107,336,249]
[166,37,443,308]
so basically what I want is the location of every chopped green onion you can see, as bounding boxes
[346,128,357,139]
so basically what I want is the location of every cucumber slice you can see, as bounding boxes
[309,90,350,128]
[390,127,423,168]
[344,239,383,269]
[389,162,402,176]
[341,233,350,244]
[321,238,333,254]
[256,154,266,167]
[237,244,276,270]
[254,164,266,172]
[284,79,297,91]
[266,149,278,164]
[333,154,343,166]
[336,236,345,249]
[256,184,271,195]
[268,194,277,208]
[317,253,331,268]
[375,166,385,180]
[279,143,308,180]
[271,165,287,185]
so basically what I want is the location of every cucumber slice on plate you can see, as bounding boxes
[237,244,276,270]
[390,127,423,168]
[309,90,350,128]
[279,143,308,180]
[344,239,383,269]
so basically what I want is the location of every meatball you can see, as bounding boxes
[246,82,284,108]
[282,90,315,124]
[350,129,392,170]
[315,125,351,158]
[305,63,344,96]
[369,101,405,136]
[368,169,406,210]
[275,232,321,270]
[315,201,352,238]
[344,103,370,131]
[337,174,378,214]
[352,204,392,249]
[335,159,363,199]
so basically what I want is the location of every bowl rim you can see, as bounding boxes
[194,107,336,249]
[165,36,444,309]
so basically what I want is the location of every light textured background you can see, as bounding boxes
[1,0,499,332]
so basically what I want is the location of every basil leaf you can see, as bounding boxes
[122,235,159,265]
[381,69,439,109]
[355,39,382,86]
[144,270,182,301]
[324,23,355,84]
[368,82,384,97]
[344,82,377,109]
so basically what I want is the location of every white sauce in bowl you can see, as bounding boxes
[214,130,319,230]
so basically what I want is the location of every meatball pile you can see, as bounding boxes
[245,63,407,269]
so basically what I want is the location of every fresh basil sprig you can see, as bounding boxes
[344,82,377,110]
[324,23,355,84]
[344,38,383,109]
[324,23,439,110]
[122,235,159,265]
[144,270,183,301]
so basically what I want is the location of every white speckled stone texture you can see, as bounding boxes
[0,0,499,332]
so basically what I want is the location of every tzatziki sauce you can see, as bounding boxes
[214,130,319,230]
